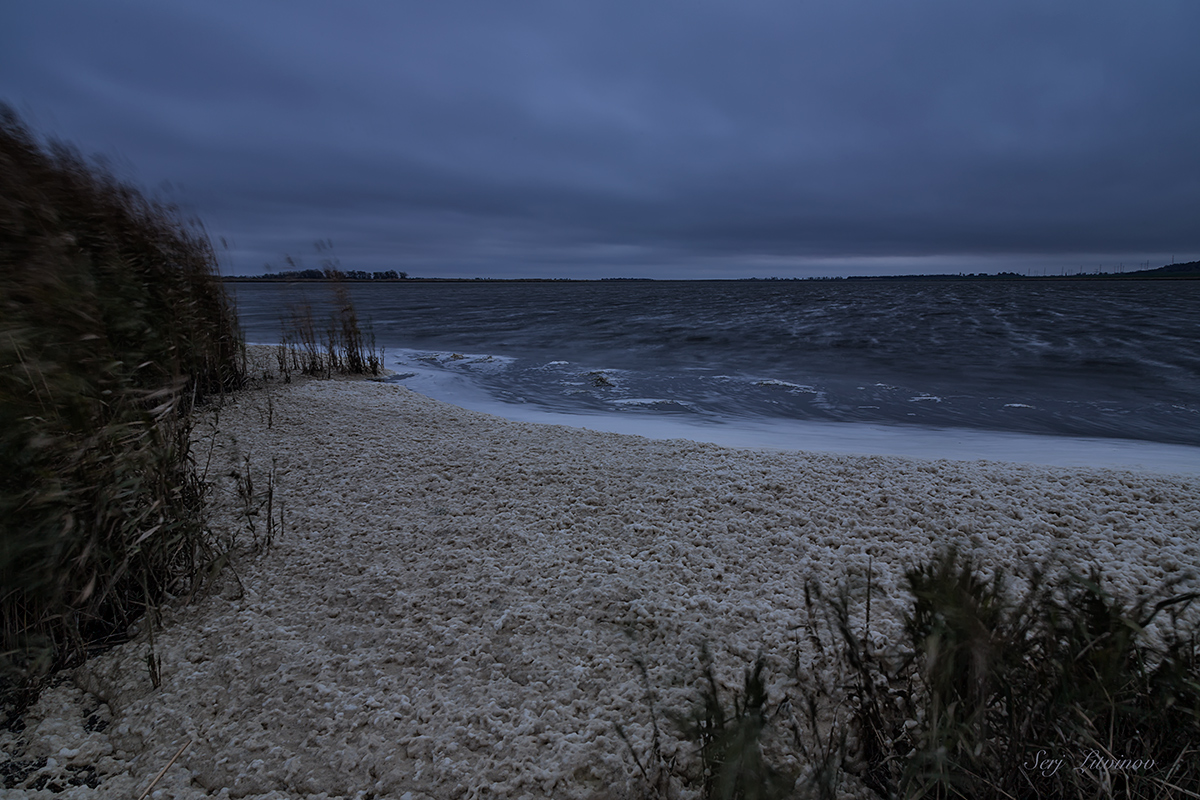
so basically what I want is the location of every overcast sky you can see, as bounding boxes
[4,1,1199,278]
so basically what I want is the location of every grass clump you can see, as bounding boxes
[278,284,382,380]
[272,247,383,381]
[858,551,1200,798]
[0,106,245,715]
[632,550,1200,799]
[676,652,795,800]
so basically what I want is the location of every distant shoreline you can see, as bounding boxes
[223,260,1200,283]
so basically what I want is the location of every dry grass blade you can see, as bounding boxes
[136,738,194,800]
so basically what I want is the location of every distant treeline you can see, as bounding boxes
[1133,259,1200,277]
[226,260,1200,282]
[807,260,1200,282]
[244,268,408,281]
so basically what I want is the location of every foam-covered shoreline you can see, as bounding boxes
[7,370,1199,798]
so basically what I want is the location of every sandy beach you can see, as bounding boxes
[5,366,1199,799]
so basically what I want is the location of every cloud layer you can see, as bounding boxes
[4,1,1199,277]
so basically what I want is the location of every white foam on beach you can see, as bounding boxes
[8,368,1197,798]
[390,365,1200,476]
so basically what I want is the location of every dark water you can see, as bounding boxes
[230,280,1200,447]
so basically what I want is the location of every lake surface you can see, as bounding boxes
[230,279,1200,471]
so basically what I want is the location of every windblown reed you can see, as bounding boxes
[279,280,382,379]
[0,106,245,715]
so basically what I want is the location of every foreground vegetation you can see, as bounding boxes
[0,106,248,715]
[626,551,1200,799]
[0,108,389,722]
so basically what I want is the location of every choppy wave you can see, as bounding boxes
[232,279,1200,461]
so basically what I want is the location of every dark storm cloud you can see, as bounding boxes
[3,0,1199,277]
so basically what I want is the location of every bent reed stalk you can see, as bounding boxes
[279,280,382,380]
[0,106,245,716]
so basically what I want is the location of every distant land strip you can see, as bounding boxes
[223,260,1200,282]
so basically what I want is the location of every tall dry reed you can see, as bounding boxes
[0,105,245,715]
[279,276,382,379]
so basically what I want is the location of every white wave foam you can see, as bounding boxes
[754,379,818,392]
[611,398,697,409]
[414,350,516,368]
[385,351,1200,475]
